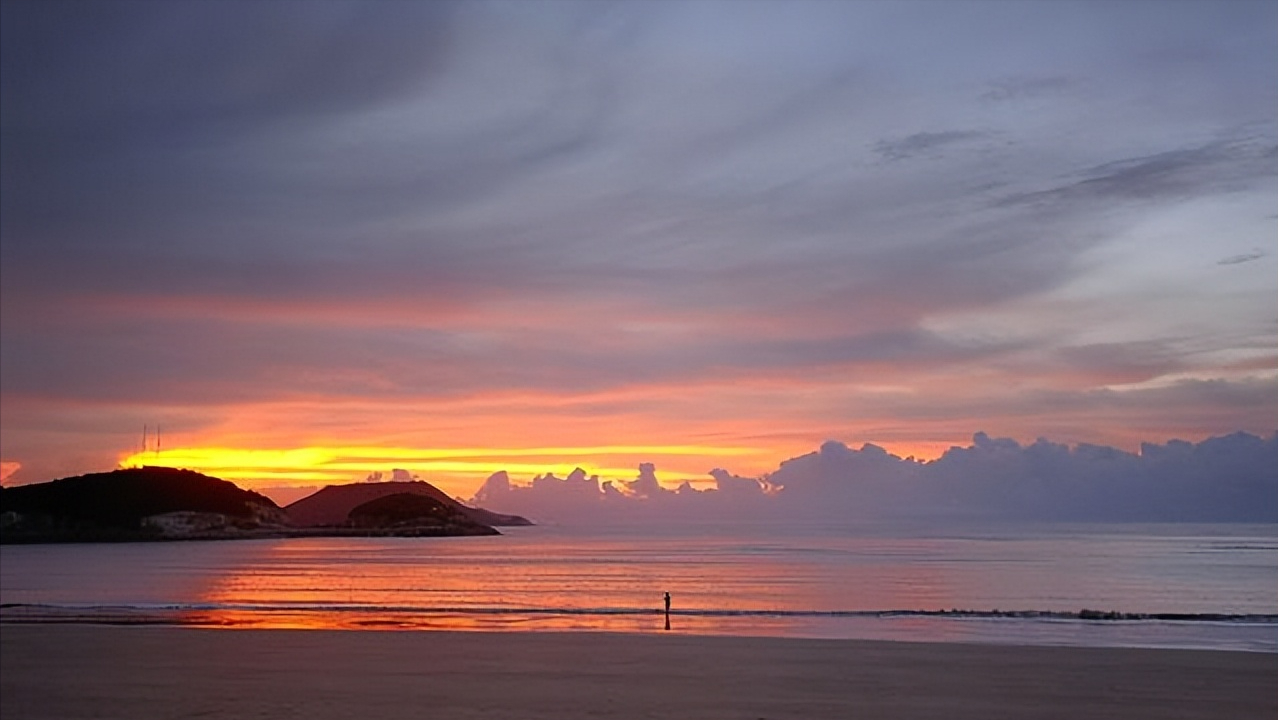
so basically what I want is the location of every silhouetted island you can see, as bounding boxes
[285,481,531,529]
[0,467,528,544]
[0,467,285,543]
[345,493,497,536]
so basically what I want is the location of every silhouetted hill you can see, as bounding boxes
[285,481,531,528]
[346,493,498,536]
[0,466,285,542]
[0,468,524,543]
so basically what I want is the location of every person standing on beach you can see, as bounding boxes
[664,591,671,630]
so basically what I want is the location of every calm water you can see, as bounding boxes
[3,522,1276,651]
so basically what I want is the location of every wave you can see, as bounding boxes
[3,602,1276,625]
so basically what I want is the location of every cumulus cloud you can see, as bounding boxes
[471,432,1278,524]
[623,463,669,499]
[708,468,771,497]
[474,467,608,519]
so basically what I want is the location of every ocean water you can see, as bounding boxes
[2,521,1275,652]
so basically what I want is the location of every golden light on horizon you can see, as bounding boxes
[118,444,766,496]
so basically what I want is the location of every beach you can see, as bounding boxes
[2,625,1274,719]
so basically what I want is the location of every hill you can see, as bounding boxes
[0,468,524,543]
[285,481,531,528]
[346,493,498,536]
[0,466,285,543]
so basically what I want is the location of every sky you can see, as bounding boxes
[1,0,1275,502]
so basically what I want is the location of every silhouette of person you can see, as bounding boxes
[664,591,671,630]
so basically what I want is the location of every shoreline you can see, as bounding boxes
[4,625,1276,719]
[0,523,505,545]
[8,601,1274,621]
[4,605,1277,654]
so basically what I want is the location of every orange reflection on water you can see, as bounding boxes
[174,608,682,633]
[177,532,984,638]
[188,534,924,635]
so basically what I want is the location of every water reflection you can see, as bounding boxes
[3,523,1276,649]
[195,533,974,621]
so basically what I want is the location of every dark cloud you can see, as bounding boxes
[474,467,609,519]
[996,138,1277,208]
[0,1,453,133]
[1217,249,1266,266]
[873,130,990,162]
[0,1,461,252]
[980,76,1077,103]
[473,462,773,523]
[1053,340,1186,384]
[622,463,669,499]
[472,432,1278,524]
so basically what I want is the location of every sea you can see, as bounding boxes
[2,521,1275,652]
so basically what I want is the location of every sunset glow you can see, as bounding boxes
[118,444,768,496]
[1,0,1273,497]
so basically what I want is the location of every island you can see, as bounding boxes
[0,466,531,543]
[284,479,532,529]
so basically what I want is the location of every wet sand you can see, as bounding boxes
[2,625,1274,719]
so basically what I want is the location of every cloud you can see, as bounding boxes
[980,76,1077,103]
[1217,249,1267,266]
[470,432,1278,524]
[873,130,990,162]
[708,468,771,497]
[623,463,669,499]
[1052,340,1186,385]
[0,1,453,133]
[997,138,1278,208]
[2,1,1275,487]
[473,467,608,519]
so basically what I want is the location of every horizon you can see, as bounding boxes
[113,427,1278,499]
[2,1,1275,514]
[5,429,1272,525]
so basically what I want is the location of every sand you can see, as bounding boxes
[2,625,1274,719]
